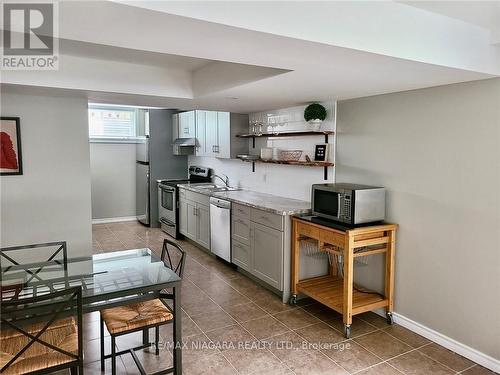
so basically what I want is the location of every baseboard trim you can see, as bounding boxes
[92,216,137,224]
[379,311,500,373]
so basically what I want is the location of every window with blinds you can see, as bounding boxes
[88,105,146,142]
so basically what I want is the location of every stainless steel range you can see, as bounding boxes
[157,166,211,238]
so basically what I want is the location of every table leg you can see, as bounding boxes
[385,229,396,323]
[343,234,354,337]
[291,220,300,297]
[173,286,182,375]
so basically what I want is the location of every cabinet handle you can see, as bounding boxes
[193,207,197,216]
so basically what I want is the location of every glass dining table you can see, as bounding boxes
[0,248,183,374]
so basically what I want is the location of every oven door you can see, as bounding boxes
[158,185,176,224]
[312,186,344,222]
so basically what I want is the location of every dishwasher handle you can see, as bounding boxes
[209,197,231,209]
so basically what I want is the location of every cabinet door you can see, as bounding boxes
[251,222,283,290]
[216,112,231,159]
[232,216,250,245]
[195,110,207,156]
[205,111,218,157]
[232,240,250,272]
[179,199,188,236]
[196,204,210,249]
[186,201,198,240]
[172,113,180,140]
[179,111,195,138]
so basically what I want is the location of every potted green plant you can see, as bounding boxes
[304,103,327,131]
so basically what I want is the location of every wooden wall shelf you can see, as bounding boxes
[237,130,334,147]
[236,130,334,138]
[242,159,334,180]
[254,159,334,167]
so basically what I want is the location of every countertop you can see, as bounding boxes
[178,184,311,216]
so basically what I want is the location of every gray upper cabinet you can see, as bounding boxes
[204,111,219,157]
[174,110,248,158]
[178,111,196,138]
[251,221,283,290]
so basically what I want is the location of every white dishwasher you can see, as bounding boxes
[209,197,232,262]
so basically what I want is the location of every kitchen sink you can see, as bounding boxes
[211,187,240,192]
[188,183,239,193]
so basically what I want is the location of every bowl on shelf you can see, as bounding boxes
[279,150,303,161]
[237,154,260,161]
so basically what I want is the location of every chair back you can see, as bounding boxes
[1,286,83,374]
[160,239,186,278]
[0,242,68,291]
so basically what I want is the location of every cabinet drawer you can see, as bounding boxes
[232,240,250,271]
[232,216,251,245]
[320,230,345,248]
[251,209,283,231]
[184,190,210,206]
[297,222,320,240]
[233,203,250,218]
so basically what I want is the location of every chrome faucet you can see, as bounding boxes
[212,174,230,187]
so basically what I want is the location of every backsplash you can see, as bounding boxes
[188,101,336,201]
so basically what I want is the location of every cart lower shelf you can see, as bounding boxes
[297,275,389,315]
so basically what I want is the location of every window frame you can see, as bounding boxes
[88,105,146,144]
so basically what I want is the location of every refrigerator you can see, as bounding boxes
[136,138,150,225]
[136,109,188,227]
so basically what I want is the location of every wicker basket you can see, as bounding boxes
[279,150,302,161]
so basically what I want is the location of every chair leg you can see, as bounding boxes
[100,316,105,371]
[111,335,116,375]
[79,363,84,374]
[70,367,77,375]
[155,326,160,355]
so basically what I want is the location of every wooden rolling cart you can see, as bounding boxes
[290,216,398,338]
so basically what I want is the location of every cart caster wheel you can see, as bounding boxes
[386,312,394,325]
[289,295,297,306]
[344,325,351,339]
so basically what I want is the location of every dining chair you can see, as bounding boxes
[0,286,84,374]
[99,239,186,375]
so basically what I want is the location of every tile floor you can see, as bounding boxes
[85,221,495,375]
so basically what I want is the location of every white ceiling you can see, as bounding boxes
[2,1,499,113]
[61,39,213,71]
[402,1,500,34]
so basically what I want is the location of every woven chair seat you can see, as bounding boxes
[101,299,173,335]
[0,318,78,374]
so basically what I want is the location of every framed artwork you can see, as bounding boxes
[1,117,23,175]
[314,144,327,161]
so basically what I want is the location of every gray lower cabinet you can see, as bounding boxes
[251,222,283,290]
[186,200,198,241]
[232,240,250,271]
[197,204,210,249]
[179,192,210,249]
[232,204,284,291]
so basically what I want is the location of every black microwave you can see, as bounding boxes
[311,183,385,225]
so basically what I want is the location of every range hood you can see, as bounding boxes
[173,138,196,147]
[172,137,196,155]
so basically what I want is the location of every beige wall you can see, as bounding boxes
[336,78,500,359]
[90,143,136,220]
[1,90,92,258]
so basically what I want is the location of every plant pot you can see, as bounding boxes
[308,119,323,131]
